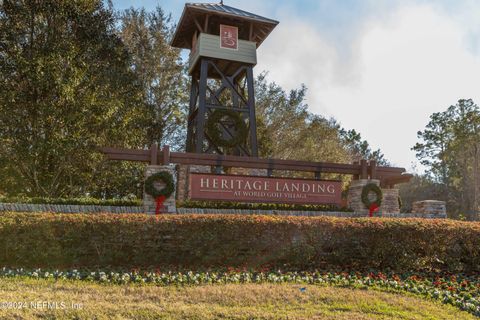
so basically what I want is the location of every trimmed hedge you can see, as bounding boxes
[0,212,479,272]
[0,197,141,206]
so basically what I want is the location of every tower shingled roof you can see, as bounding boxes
[186,3,278,24]
[171,2,278,49]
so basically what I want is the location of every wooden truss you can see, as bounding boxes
[186,58,258,156]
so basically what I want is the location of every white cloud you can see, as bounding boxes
[256,19,338,95]
[256,3,480,171]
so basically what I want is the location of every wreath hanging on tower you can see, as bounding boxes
[205,109,248,148]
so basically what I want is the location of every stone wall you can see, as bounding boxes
[176,207,444,218]
[0,202,446,219]
[412,200,447,218]
[0,203,143,213]
[144,165,176,214]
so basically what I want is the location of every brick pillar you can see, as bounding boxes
[144,165,176,214]
[347,179,380,215]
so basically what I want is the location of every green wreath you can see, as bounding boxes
[144,172,175,199]
[361,183,383,208]
[205,109,248,148]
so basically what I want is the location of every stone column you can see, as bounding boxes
[348,179,401,214]
[144,165,177,214]
[347,179,380,215]
[175,164,211,201]
[175,164,189,201]
[380,188,400,214]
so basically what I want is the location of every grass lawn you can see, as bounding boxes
[0,278,475,320]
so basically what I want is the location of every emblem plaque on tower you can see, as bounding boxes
[220,25,238,50]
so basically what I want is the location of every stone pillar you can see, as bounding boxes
[347,179,380,215]
[175,164,211,201]
[348,180,401,214]
[412,200,446,217]
[380,188,400,214]
[144,165,176,214]
[175,165,189,201]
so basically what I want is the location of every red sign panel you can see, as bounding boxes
[220,25,238,50]
[189,173,342,205]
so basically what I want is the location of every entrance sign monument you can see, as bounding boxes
[100,2,413,214]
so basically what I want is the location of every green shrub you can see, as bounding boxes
[177,200,353,212]
[0,212,479,272]
[0,197,141,207]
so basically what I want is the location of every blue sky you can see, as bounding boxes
[113,0,480,172]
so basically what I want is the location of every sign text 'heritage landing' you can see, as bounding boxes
[189,174,342,205]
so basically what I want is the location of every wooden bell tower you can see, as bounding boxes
[171,3,278,157]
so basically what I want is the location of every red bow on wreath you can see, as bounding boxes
[369,203,379,217]
[155,195,166,215]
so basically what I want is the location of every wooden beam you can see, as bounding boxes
[206,103,249,113]
[99,147,408,178]
[256,26,269,38]
[370,160,377,179]
[204,14,209,33]
[99,150,149,161]
[150,143,158,165]
[360,159,368,179]
[192,15,204,33]
[162,145,170,165]
[196,59,208,153]
[352,161,359,180]
[246,67,258,157]
[170,152,360,174]
[382,174,413,187]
